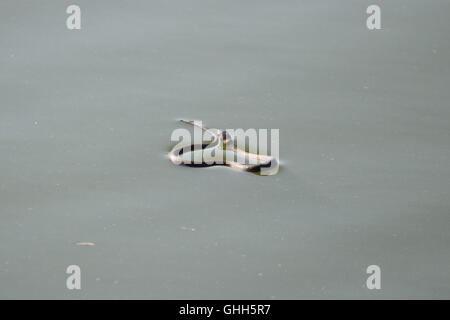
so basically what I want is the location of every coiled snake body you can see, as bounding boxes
[168,120,279,175]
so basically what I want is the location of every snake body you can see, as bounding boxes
[168,120,279,175]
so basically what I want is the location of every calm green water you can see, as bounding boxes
[1,0,449,299]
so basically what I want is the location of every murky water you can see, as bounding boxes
[1,0,449,299]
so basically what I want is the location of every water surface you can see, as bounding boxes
[0,0,449,299]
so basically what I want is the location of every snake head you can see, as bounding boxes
[221,130,235,148]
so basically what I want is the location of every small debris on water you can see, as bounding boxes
[76,242,95,246]
[180,226,196,232]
